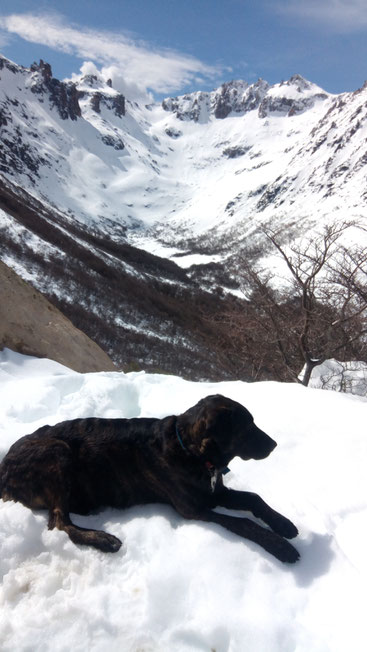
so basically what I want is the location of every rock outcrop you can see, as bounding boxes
[0,259,117,373]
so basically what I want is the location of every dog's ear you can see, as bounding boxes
[178,397,233,452]
[198,436,222,459]
[198,437,210,455]
[205,405,233,438]
[192,403,232,433]
[192,416,208,438]
[191,407,232,457]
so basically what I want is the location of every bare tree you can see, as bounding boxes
[216,222,367,385]
[315,360,367,396]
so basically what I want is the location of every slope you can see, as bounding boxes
[0,175,240,379]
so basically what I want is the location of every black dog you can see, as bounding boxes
[0,394,299,563]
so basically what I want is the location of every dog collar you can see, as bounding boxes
[205,461,230,475]
[176,425,230,476]
[175,424,187,451]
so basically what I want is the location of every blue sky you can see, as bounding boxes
[1,1,367,97]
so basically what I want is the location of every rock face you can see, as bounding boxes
[30,59,82,121]
[0,260,117,373]
[0,55,129,189]
[77,72,125,117]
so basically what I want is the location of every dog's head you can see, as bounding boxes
[177,394,276,467]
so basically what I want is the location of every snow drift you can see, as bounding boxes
[0,348,366,651]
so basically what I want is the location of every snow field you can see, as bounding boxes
[0,349,366,651]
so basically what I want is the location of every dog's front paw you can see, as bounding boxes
[260,528,300,563]
[274,538,300,564]
[268,513,298,539]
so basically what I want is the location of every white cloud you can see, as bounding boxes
[276,0,367,32]
[73,61,154,102]
[0,12,225,94]
[0,29,11,49]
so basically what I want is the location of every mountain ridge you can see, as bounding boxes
[1,53,366,249]
[1,54,366,378]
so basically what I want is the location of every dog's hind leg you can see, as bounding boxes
[40,442,122,553]
[48,506,122,553]
[1,436,122,553]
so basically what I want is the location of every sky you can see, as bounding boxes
[0,1,367,98]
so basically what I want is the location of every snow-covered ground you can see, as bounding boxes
[0,348,366,652]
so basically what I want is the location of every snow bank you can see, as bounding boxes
[0,348,366,652]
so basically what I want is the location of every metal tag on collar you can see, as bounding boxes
[210,468,218,492]
[205,462,218,492]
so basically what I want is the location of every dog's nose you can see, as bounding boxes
[251,428,277,459]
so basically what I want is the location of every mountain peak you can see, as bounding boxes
[162,74,328,122]
[30,59,53,83]
[28,60,82,121]
[287,73,310,89]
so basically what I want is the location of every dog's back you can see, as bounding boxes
[0,416,166,513]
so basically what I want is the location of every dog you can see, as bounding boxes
[0,394,299,563]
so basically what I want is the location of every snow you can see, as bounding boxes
[0,348,366,651]
[132,236,224,268]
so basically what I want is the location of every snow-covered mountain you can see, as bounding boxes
[1,55,366,376]
[2,56,367,251]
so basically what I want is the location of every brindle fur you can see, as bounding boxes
[0,394,300,563]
